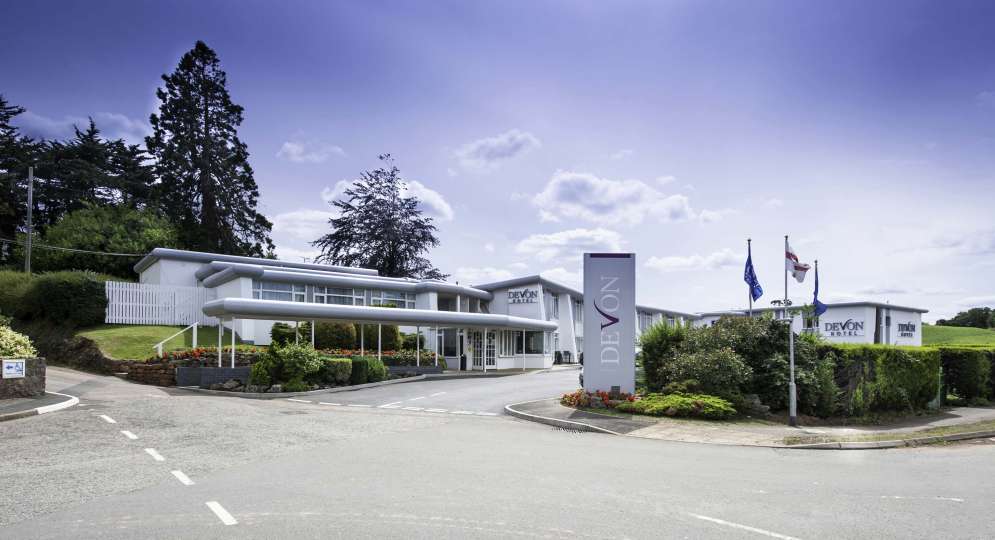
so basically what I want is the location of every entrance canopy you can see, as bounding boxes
[202,298,559,331]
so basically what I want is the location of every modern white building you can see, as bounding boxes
[694,302,927,346]
[133,248,696,370]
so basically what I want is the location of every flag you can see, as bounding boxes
[744,244,763,302]
[813,263,827,316]
[785,241,811,283]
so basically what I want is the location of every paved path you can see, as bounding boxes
[3,367,995,538]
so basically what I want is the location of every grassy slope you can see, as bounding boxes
[922,325,995,346]
[77,324,246,360]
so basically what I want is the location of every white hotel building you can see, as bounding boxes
[130,248,927,370]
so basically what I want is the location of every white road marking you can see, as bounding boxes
[144,448,165,462]
[287,398,312,403]
[120,430,138,440]
[206,501,238,525]
[171,470,195,486]
[99,415,117,424]
[429,392,446,397]
[450,411,475,415]
[402,406,424,411]
[689,514,799,539]
[476,412,498,416]
[379,401,403,408]
[347,404,372,408]
[425,408,448,413]
[880,495,964,503]
[408,396,426,401]
[318,402,341,406]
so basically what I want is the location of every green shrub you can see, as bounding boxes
[940,347,991,401]
[366,355,387,383]
[825,345,941,415]
[270,322,311,347]
[17,271,108,328]
[378,350,445,369]
[659,348,751,401]
[357,324,401,351]
[350,356,370,385]
[318,357,352,385]
[0,271,32,318]
[639,321,688,392]
[615,393,736,420]
[258,343,322,384]
[282,378,309,392]
[0,326,37,357]
[314,322,356,349]
[249,361,272,386]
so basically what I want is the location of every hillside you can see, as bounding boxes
[922,324,995,347]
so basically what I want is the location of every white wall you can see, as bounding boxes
[888,309,923,346]
[816,306,876,344]
[140,259,203,287]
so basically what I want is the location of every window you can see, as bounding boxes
[551,294,559,319]
[638,311,655,333]
[314,286,364,305]
[525,331,544,354]
[252,281,305,302]
[803,315,819,333]
[574,300,583,324]
[369,290,416,309]
[667,317,676,326]
[543,331,551,354]
[499,331,522,356]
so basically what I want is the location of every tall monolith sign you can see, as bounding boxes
[582,252,636,395]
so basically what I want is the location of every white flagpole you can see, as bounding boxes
[785,234,797,427]
[747,238,753,317]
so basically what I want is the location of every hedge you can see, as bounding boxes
[819,344,940,416]
[940,348,992,402]
[0,270,110,329]
[318,357,353,385]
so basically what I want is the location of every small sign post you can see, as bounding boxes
[2,359,26,379]
[582,253,636,395]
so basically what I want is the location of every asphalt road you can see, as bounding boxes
[2,367,994,539]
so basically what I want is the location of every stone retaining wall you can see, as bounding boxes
[0,357,46,398]
[126,362,177,386]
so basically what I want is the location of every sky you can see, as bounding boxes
[2,0,994,321]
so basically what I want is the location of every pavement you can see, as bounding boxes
[3,366,995,538]
[507,398,995,447]
[0,392,78,421]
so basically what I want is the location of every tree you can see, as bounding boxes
[145,40,274,257]
[0,95,40,251]
[937,307,994,329]
[313,155,446,279]
[31,204,178,278]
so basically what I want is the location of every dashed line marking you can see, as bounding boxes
[144,448,165,462]
[287,398,312,403]
[402,406,424,411]
[99,415,117,424]
[688,513,799,540]
[408,396,426,401]
[171,470,195,486]
[880,495,964,503]
[120,430,138,440]
[450,411,475,415]
[206,501,238,526]
[379,401,403,408]
[347,404,372,408]
[318,402,341,406]
[425,408,448,413]
[476,412,498,416]
[429,392,446,397]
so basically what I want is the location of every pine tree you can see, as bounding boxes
[0,95,39,246]
[313,155,446,279]
[145,41,273,256]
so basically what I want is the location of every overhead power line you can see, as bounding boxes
[0,236,144,257]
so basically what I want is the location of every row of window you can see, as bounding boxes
[497,330,553,356]
[251,281,416,308]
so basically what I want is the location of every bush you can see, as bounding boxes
[249,361,271,386]
[378,350,444,369]
[270,322,310,347]
[350,356,370,385]
[16,271,109,328]
[659,348,751,401]
[640,321,688,393]
[257,343,322,384]
[824,345,940,416]
[366,355,387,383]
[940,347,991,401]
[615,393,737,420]
[318,357,352,385]
[282,379,309,392]
[357,324,401,351]
[0,326,37,357]
[315,322,356,349]
[0,271,32,318]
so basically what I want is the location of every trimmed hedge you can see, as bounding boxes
[349,355,388,385]
[940,348,991,402]
[2,271,110,329]
[315,322,356,349]
[818,344,940,416]
[318,357,352,385]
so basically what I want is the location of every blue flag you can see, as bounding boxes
[744,244,763,302]
[813,264,828,316]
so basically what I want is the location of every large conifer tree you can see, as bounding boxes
[145,41,273,256]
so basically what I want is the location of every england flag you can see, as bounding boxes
[785,242,811,283]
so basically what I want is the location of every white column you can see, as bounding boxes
[378,323,382,362]
[311,320,316,348]
[230,319,236,368]
[521,330,526,371]
[217,321,223,368]
[456,294,461,312]
[483,327,488,373]
[416,325,420,367]
[360,324,365,356]
[295,321,299,345]
[435,326,439,367]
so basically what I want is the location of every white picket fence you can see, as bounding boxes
[105,281,217,326]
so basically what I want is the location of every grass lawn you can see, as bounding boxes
[923,324,995,346]
[77,324,248,360]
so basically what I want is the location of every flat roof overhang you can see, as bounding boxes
[203,298,559,331]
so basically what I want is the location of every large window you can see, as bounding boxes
[369,290,416,309]
[314,286,364,306]
[574,300,583,324]
[500,331,546,355]
[252,281,305,302]
[638,312,655,333]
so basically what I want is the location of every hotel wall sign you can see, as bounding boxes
[898,322,916,338]
[823,319,865,337]
[507,288,538,304]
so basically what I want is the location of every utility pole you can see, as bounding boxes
[784,235,797,427]
[24,166,33,274]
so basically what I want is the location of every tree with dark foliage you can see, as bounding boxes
[313,155,446,279]
[146,41,274,257]
[0,95,40,246]
[937,307,994,329]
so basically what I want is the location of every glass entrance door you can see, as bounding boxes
[470,331,483,369]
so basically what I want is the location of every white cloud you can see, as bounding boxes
[764,198,784,209]
[655,176,676,187]
[957,295,995,308]
[508,262,529,271]
[645,248,739,272]
[271,208,337,241]
[856,286,909,295]
[533,170,720,226]
[483,242,495,253]
[455,266,514,284]
[609,149,634,160]
[516,228,623,262]
[454,129,541,172]
[274,245,323,263]
[276,140,346,163]
[13,110,151,144]
[930,228,995,255]
[541,267,582,288]
[321,179,453,221]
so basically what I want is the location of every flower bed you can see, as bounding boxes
[560,389,736,420]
